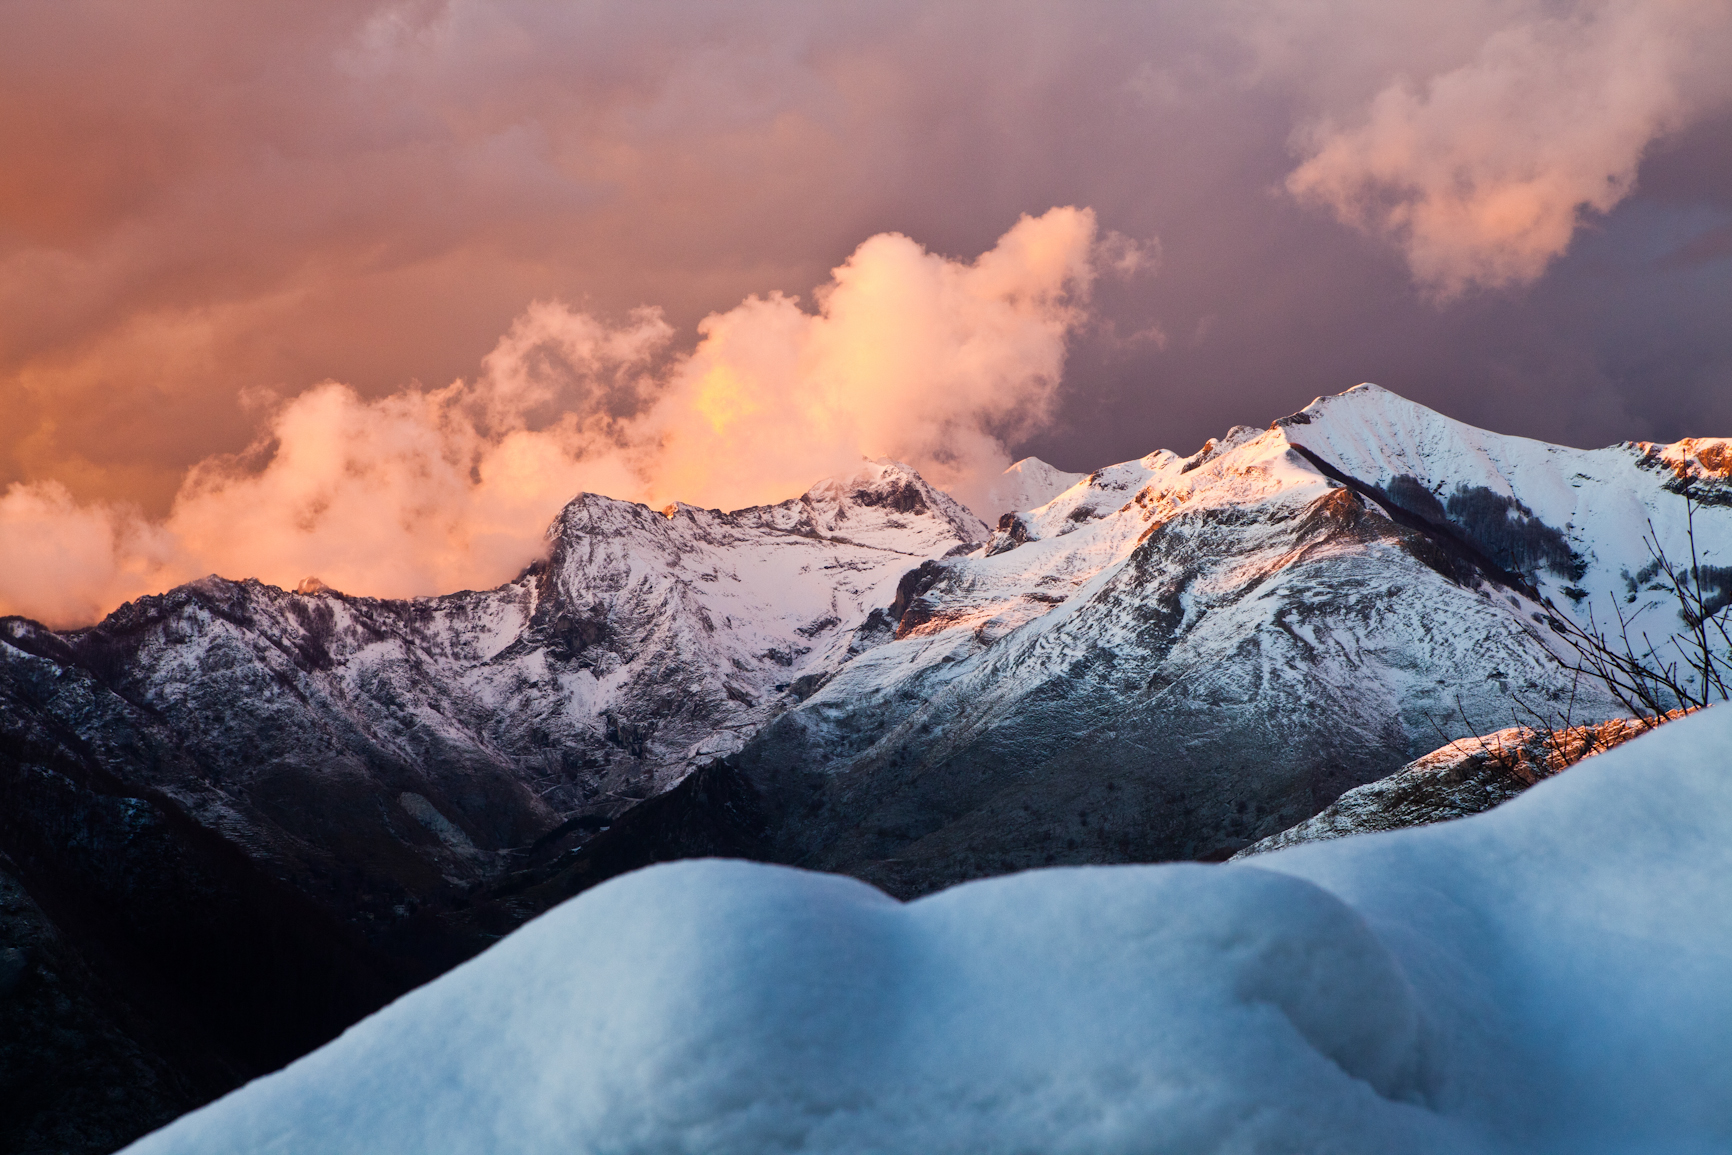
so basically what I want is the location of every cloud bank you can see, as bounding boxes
[2,0,1730,626]
[0,208,1109,626]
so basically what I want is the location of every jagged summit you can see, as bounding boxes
[580,457,988,560]
[722,457,989,553]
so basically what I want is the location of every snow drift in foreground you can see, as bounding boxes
[126,708,1732,1154]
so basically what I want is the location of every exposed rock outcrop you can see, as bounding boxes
[1232,715,1677,859]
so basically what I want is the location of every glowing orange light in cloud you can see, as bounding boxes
[0,207,1118,627]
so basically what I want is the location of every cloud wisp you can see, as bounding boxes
[0,207,1118,627]
[1284,0,1732,297]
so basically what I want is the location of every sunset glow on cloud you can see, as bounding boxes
[1286,0,1732,296]
[0,209,1110,624]
[1,1,1729,626]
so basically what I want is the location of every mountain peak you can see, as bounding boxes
[978,457,1087,522]
[784,458,990,549]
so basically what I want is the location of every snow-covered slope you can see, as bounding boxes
[123,706,1732,1155]
[703,388,1726,893]
[471,455,986,797]
[976,455,1086,522]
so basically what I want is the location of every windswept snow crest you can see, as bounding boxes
[124,707,1732,1155]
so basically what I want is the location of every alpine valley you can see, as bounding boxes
[2,384,1728,1152]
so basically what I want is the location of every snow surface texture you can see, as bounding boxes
[125,707,1732,1154]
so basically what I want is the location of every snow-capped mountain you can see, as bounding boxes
[0,457,984,928]
[1280,383,1731,611]
[1,384,1727,1151]
[674,384,1727,896]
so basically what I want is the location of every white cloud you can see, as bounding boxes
[1284,0,1732,296]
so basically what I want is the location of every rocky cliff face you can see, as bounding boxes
[1232,715,1670,859]
[1,385,1727,1151]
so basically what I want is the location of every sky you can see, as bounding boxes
[2,0,1730,625]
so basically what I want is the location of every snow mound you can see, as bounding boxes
[125,712,1732,1154]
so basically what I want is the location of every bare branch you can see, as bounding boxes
[1540,495,1729,724]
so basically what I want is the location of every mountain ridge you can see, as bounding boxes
[2,383,1728,1152]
